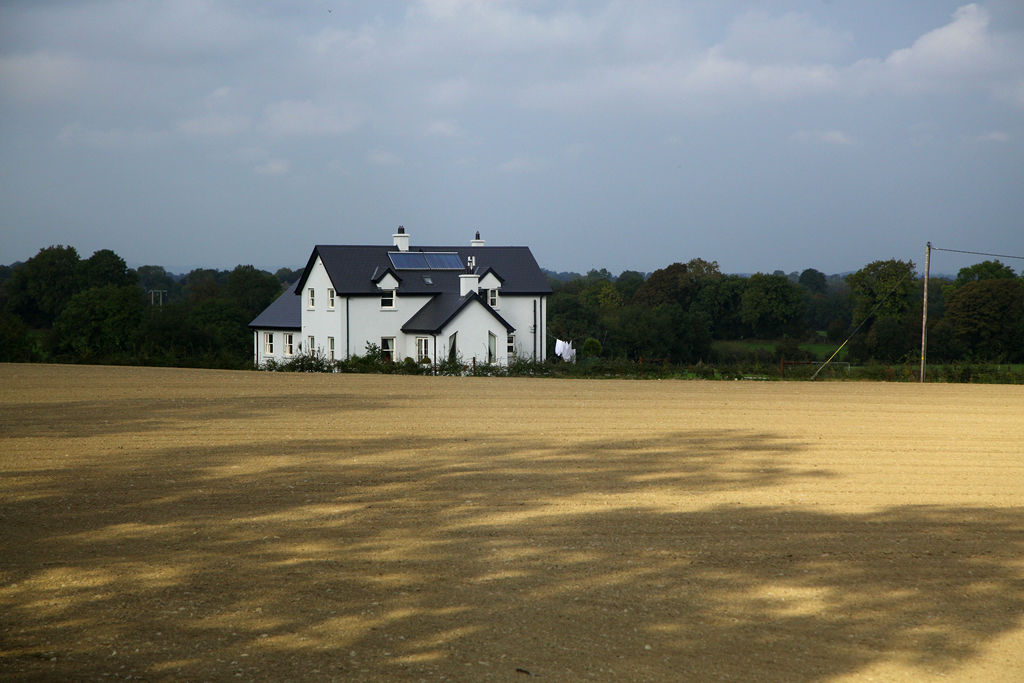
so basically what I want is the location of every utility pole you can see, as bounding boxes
[919,242,931,383]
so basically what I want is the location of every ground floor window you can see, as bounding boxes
[264,332,274,355]
[487,332,497,363]
[308,336,315,353]
[416,337,430,362]
[285,333,294,356]
[328,336,335,359]
[507,333,515,356]
[447,332,457,361]
[381,337,395,363]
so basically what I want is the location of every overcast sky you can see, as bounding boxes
[2,1,1023,276]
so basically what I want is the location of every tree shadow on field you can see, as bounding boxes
[2,428,1024,681]
[0,392,383,438]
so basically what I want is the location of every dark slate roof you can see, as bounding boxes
[294,244,551,297]
[401,291,515,334]
[248,280,301,330]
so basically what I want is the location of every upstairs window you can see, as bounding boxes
[381,290,395,309]
[327,288,335,309]
[307,288,315,309]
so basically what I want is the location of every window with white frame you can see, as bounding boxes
[327,288,335,309]
[264,332,274,354]
[486,288,499,308]
[381,337,395,362]
[284,333,295,356]
[381,289,395,309]
[416,337,430,362]
[308,336,315,353]
[487,331,497,363]
[507,333,515,356]
[307,288,315,309]
[328,336,335,359]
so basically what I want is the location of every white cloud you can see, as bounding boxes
[885,4,995,77]
[253,159,290,176]
[178,113,250,137]
[849,3,1022,97]
[0,52,85,102]
[499,155,547,174]
[263,100,361,136]
[367,150,402,166]
[791,129,856,146]
[57,123,168,148]
[713,10,853,64]
[975,130,1010,143]
[425,119,462,137]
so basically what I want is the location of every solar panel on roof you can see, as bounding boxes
[424,252,464,270]
[389,251,464,270]
[389,252,428,269]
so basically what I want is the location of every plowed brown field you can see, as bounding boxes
[1,363,1023,682]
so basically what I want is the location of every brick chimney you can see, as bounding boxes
[393,225,410,251]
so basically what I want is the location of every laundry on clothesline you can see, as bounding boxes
[554,339,576,363]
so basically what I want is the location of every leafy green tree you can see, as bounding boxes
[52,285,146,360]
[78,249,136,289]
[581,337,603,359]
[692,274,746,339]
[137,303,200,366]
[0,310,33,361]
[632,262,695,308]
[798,268,827,294]
[614,270,645,301]
[186,298,252,368]
[940,279,1024,361]
[739,273,805,338]
[844,259,919,362]
[3,245,81,327]
[226,265,283,319]
[952,260,1016,288]
[584,268,614,284]
[274,267,303,284]
[182,268,228,303]
[846,259,917,327]
[137,265,180,303]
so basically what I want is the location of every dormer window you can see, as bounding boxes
[381,290,395,309]
[486,289,499,308]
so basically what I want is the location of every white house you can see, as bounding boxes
[249,228,551,367]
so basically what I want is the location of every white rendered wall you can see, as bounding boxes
[298,256,347,359]
[253,329,300,367]
[345,293,433,360]
[443,303,512,366]
[489,294,547,361]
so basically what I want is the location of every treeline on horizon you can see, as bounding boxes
[1,245,1023,374]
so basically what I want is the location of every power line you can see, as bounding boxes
[930,246,1024,261]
